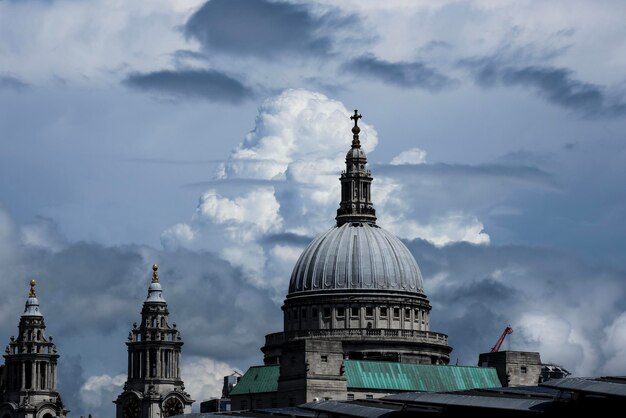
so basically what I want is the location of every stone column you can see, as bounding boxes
[157,349,162,378]
[35,361,40,390]
[21,362,26,390]
[145,349,150,378]
[176,352,180,379]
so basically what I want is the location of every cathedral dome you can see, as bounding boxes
[288,110,424,296]
[288,222,424,294]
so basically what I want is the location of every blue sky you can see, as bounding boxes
[1,1,626,416]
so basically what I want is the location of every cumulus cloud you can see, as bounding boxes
[407,239,626,376]
[166,89,547,298]
[124,69,254,103]
[182,356,241,403]
[344,54,455,91]
[386,214,490,246]
[601,312,626,373]
[390,147,427,165]
[0,0,201,82]
[162,89,382,295]
[184,0,356,58]
[80,373,126,409]
[196,188,282,238]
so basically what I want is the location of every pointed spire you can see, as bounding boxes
[350,110,362,148]
[336,110,377,226]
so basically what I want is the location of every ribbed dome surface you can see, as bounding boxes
[288,222,424,294]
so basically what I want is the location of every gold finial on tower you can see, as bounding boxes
[152,264,159,283]
[29,279,37,297]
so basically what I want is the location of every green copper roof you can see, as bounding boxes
[229,361,500,396]
[229,365,280,395]
[344,360,502,392]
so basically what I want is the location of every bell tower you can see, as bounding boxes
[336,110,377,226]
[0,280,68,418]
[115,264,194,418]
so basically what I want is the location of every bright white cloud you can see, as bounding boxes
[79,373,126,408]
[601,312,626,374]
[182,356,240,404]
[217,88,377,181]
[387,214,490,246]
[0,0,204,83]
[164,89,493,298]
[516,313,597,376]
[390,147,428,165]
[161,223,196,249]
[196,188,282,238]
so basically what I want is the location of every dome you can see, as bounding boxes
[146,281,165,303]
[346,147,366,160]
[23,296,42,316]
[288,222,424,294]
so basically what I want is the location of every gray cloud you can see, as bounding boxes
[260,232,314,247]
[0,210,280,417]
[184,0,352,58]
[463,58,626,117]
[0,74,28,91]
[343,54,455,91]
[406,239,626,372]
[124,69,254,103]
[374,162,555,187]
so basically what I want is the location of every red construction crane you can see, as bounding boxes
[491,325,513,352]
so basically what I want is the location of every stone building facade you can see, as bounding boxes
[0,280,68,418]
[115,265,193,418]
[478,351,542,387]
[232,111,453,409]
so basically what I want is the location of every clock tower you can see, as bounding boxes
[114,264,194,418]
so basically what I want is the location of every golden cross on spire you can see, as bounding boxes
[29,279,37,297]
[152,263,159,283]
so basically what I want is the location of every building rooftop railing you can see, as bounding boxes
[264,328,448,347]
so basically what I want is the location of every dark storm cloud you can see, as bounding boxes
[463,58,626,117]
[0,74,28,91]
[184,0,353,58]
[0,210,280,417]
[405,238,626,371]
[344,54,455,91]
[57,355,85,416]
[374,162,555,187]
[124,69,254,103]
